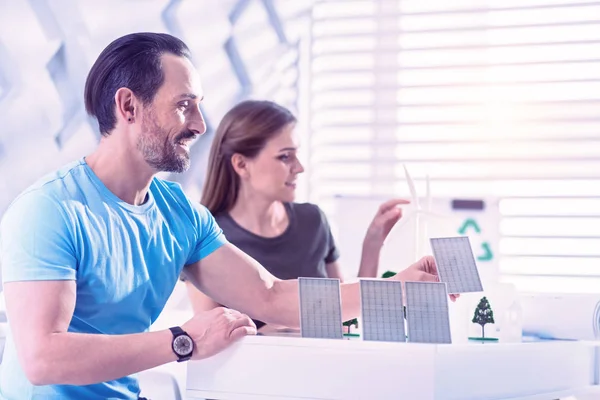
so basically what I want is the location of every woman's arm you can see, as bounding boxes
[357,198,409,277]
[325,261,345,281]
[327,243,381,280]
[324,200,408,280]
[357,241,382,277]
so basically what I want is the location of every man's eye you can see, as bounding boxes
[178,101,189,109]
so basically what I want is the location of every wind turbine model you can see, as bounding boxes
[394,164,457,261]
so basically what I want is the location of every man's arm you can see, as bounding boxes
[4,280,176,386]
[184,243,300,328]
[184,280,220,314]
[185,243,442,329]
[185,243,413,328]
[4,279,255,386]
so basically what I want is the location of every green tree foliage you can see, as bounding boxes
[472,296,495,338]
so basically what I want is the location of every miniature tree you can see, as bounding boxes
[472,296,495,338]
[343,318,358,334]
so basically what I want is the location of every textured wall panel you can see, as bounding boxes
[0,0,309,214]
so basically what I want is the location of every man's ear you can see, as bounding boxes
[231,153,249,178]
[114,87,137,123]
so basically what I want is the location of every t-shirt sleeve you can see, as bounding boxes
[186,203,228,265]
[1,192,78,283]
[317,206,340,264]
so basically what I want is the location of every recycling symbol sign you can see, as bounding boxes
[458,218,493,262]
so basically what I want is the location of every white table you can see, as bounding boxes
[186,335,600,400]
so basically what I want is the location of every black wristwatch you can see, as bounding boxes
[169,326,194,362]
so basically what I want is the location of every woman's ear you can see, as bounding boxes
[231,153,249,178]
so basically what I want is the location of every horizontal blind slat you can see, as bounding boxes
[309,0,600,292]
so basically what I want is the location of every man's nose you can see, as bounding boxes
[189,107,207,136]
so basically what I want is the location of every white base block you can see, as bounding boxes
[187,336,597,400]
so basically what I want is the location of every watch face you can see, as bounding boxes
[173,335,193,356]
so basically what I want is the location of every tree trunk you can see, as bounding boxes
[481,324,485,338]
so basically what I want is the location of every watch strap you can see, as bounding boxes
[169,326,185,337]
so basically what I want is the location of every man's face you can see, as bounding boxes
[136,54,206,173]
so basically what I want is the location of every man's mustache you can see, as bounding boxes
[175,131,196,142]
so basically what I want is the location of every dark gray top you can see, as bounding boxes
[215,202,340,280]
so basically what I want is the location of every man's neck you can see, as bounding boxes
[86,136,155,206]
[228,194,288,238]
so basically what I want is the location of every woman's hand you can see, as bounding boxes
[357,199,410,277]
[363,198,410,249]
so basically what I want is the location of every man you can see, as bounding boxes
[0,32,441,399]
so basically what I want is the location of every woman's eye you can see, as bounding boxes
[278,154,290,161]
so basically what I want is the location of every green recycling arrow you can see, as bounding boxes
[458,218,481,235]
[477,242,493,261]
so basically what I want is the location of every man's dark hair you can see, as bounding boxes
[84,32,191,136]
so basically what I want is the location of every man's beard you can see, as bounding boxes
[137,111,195,173]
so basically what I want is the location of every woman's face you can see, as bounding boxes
[243,124,304,203]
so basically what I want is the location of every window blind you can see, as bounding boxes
[307,0,600,293]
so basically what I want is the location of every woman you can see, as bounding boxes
[186,100,421,329]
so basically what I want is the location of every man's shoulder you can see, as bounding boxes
[1,159,86,235]
[151,178,212,224]
[152,176,183,192]
[7,159,86,211]
[151,177,192,209]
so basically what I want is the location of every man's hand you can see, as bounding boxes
[363,198,410,249]
[393,255,460,302]
[400,255,438,281]
[182,307,257,360]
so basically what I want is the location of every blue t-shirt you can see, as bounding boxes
[0,158,227,399]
